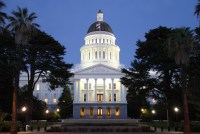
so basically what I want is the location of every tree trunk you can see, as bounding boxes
[10,45,21,134]
[181,67,190,134]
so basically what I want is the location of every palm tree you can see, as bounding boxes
[194,0,200,26]
[168,27,194,134]
[0,1,7,32]
[7,7,39,134]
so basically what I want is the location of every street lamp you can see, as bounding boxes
[56,108,60,112]
[152,109,156,114]
[21,106,27,112]
[174,107,179,126]
[45,110,49,126]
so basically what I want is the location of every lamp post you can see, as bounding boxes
[45,110,49,126]
[152,109,156,126]
[174,107,179,126]
[21,106,27,131]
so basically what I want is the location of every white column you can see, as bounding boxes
[95,79,97,102]
[120,83,123,102]
[103,79,106,102]
[78,79,80,102]
[73,80,76,102]
[86,79,89,102]
[111,79,114,102]
[124,86,127,102]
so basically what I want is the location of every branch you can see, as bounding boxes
[33,71,43,90]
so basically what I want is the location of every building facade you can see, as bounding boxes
[72,10,127,119]
[19,73,63,112]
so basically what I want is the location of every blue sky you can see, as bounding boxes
[3,0,198,68]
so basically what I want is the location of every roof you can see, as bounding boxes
[87,21,113,34]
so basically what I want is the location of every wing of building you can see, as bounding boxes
[71,10,127,119]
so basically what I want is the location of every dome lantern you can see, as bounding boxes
[97,10,103,21]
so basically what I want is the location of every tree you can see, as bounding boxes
[7,7,39,134]
[121,59,152,118]
[58,86,73,118]
[17,85,47,121]
[168,27,195,134]
[0,29,15,114]
[121,26,181,121]
[22,28,73,123]
[0,1,7,32]
[194,0,200,25]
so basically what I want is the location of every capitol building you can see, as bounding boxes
[71,10,127,119]
[19,10,127,119]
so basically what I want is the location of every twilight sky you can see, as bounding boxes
[3,0,198,68]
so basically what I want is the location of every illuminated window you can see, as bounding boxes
[44,93,48,103]
[84,94,86,102]
[113,83,116,89]
[97,107,103,117]
[114,93,116,102]
[115,108,120,117]
[44,98,48,103]
[109,94,111,102]
[80,108,85,117]
[97,94,103,101]
[36,84,40,90]
[89,108,94,117]
[106,108,111,117]
[53,98,56,103]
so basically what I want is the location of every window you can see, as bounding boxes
[89,108,94,117]
[103,51,105,59]
[53,94,56,103]
[109,94,111,102]
[44,93,48,103]
[114,93,116,102]
[95,51,97,59]
[115,108,120,117]
[109,83,111,89]
[84,83,87,89]
[99,51,101,58]
[89,52,90,60]
[113,83,116,89]
[92,39,93,43]
[89,83,91,89]
[80,108,85,117]
[97,94,103,101]
[96,39,97,43]
[97,107,103,117]
[36,84,40,90]
[44,99,48,103]
[110,52,112,59]
[103,39,105,43]
[106,108,111,117]
[84,94,86,102]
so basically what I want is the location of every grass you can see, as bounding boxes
[30,121,56,129]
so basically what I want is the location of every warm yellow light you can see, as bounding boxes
[44,98,48,103]
[22,106,27,112]
[45,109,49,114]
[174,107,179,112]
[141,108,144,112]
[36,84,40,90]
[53,98,57,103]
[152,110,156,114]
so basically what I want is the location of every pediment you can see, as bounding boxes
[75,64,121,75]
